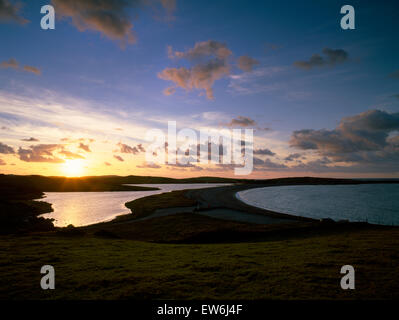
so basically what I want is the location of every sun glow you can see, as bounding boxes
[62,159,86,177]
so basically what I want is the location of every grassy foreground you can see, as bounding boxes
[1,227,399,300]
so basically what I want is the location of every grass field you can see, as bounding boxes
[1,227,399,300]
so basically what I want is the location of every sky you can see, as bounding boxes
[0,0,398,178]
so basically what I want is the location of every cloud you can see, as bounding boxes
[0,142,14,154]
[0,58,41,75]
[23,65,41,75]
[294,48,349,70]
[52,0,137,46]
[0,158,5,165]
[0,58,18,69]
[237,55,259,72]
[389,70,399,79]
[228,66,284,95]
[255,158,287,169]
[78,143,91,152]
[113,155,124,162]
[58,150,85,159]
[104,162,111,166]
[289,109,399,169]
[17,143,87,162]
[136,162,161,168]
[167,162,202,170]
[117,142,145,154]
[263,43,282,52]
[160,40,234,99]
[0,0,28,24]
[159,0,176,13]
[163,87,176,96]
[284,153,302,161]
[172,40,232,60]
[159,59,230,99]
[253,148,275,156]
[161,41,259,99]
[290,110,399,153]
[228,116,256,127]
[51,0,176,47]
[61,137,94,143]
[21,137,39,142]
[18,144,65,163]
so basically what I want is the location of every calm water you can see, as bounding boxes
[237,184,399,226]
[40,184,229,227]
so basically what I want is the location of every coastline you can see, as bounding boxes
[81,177,399,230]
[2,177,399,299]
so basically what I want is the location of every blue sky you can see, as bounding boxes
[0,0,398,178]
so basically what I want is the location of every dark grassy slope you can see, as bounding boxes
[2,227,399,299]
[0,180,53,234]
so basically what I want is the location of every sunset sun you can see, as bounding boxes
[62,159,85,177]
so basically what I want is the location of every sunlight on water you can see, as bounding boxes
[237,184,399,226]
[40,184,229,227]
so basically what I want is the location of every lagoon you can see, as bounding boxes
[236,184,399,226]
[41,184,229,227]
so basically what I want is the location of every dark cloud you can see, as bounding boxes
[253,157,287,169]
[78,143,91,152]
[289,109,399,169]
[52,0,176,47]
[18,144,64,163]
[52,0,137,46]
[253,148,275,156]
[0,142,14,154]
[113,155,124,162]
[21,137,39,142]
[291,110,399,153]
[389,70,399,79]
[0,0,28,24]
[212,156,287,172]
[237,55,259,72]
[284,153,302,161]
[228,116,256,127]
[294,48,348,70]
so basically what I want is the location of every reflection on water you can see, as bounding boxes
[237,184,399,226]
[41,184,229,227]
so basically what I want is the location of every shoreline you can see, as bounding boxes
[82,177,399,229]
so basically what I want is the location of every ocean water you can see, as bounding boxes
[40,183,229,227]
[236,184,399,226]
